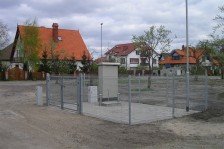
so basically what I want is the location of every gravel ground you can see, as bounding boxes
[0,81,223,149]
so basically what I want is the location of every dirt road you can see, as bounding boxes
[0,81,223,149]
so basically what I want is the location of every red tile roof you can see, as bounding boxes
[175,49,185,56]
[17,24,91,61]
[160,47,204,65]
[94,57,109,64]
[105,43,135,56]
[160,55,197,64]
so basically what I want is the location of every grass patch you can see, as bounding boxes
[191,108,224,122]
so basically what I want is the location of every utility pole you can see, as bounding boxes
[101,23,103,62]
[185,0,190,112]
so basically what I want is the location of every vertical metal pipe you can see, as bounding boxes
[46,73,50,106]
[128,75,132,125]
[172,74,175,118]
[83,73,85,89]
[61,76,64,109]
[205,69,208,110]
[117,93,120,102]
[138,73,140,103]
[101,23,103,61]
[99,94,102,106]
[80,74,83,114]
[186,0,190,112]
[77,75,80,112]
[166,70,169,105]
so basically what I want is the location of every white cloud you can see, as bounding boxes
[0,0,223,58]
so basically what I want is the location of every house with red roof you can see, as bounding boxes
[105,43,159,70]
[159,45,216,76]
[7,23,91,71]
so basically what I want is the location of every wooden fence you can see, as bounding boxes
[3,67,45,80]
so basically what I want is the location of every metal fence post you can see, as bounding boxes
[166,71,169,105]
[77,75,80,112]
[128,75,132,125]
[99,94,102,106]
[172,74,175,118]
[60,76,64,109]
[204,69,208,110]
[46,73,50,106]
[138,73,140,103]
[83,73,86,89]
[80,73,83,114]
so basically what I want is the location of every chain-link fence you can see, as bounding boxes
[46,75,79,111]
[46,73,224,125]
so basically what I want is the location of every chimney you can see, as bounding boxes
[52,23,58,42]
[182,45,185,50]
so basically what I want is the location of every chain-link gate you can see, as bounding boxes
[46,74,83,113]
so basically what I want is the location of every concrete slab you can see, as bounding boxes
[69,102,198,125]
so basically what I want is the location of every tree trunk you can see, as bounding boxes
[221,66,224,79]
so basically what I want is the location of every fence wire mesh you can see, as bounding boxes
[80,74,202,124]
[46,73,224,125]
[47,75,78,111]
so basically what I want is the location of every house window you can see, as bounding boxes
[173,55,181,60]
[136,50,141,55]
[153,58,157,64]
[120,58,125,64]
[58,36,62,41]
[172,53,181,60]
[130,58,139,64]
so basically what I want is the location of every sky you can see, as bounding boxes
[0,0,223,59]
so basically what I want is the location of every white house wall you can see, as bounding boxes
[127,50,140,69]
[76,61,83,71]
[106,47,159,70]
[14,36,23,62]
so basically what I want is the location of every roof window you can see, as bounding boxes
[58,36,62,41]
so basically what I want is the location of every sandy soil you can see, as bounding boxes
[0,81,223,149]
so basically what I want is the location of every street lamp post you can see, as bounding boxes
[185,0,190,112]
[101,23,103,62]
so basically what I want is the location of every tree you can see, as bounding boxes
[40,39,76,74]
[209,37,224,79]
[213,5,224,35]
[40,39,77,75]
[68,56,77,74]
[0,21,9,50]
[0,62,8,80]
[210,5,224,79]
[20,18,41,71]
[193,40,212,80]
[79,52,91,73]
[132,25,172,88]
[39,47,50,73]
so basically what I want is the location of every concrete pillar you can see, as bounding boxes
[36,86,43,106]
